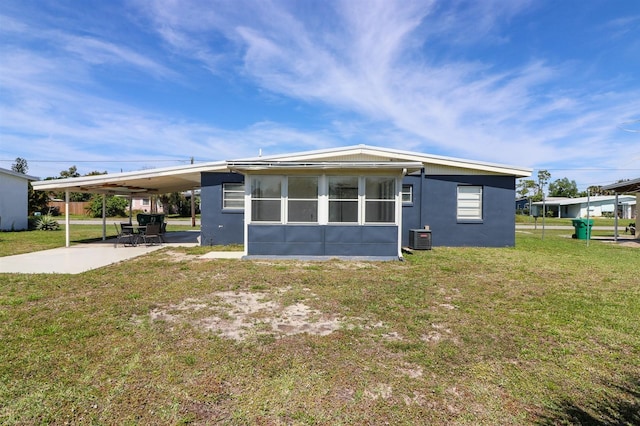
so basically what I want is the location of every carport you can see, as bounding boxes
[31,161,229,247]
[602,177,640,241]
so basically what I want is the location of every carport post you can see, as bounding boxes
[65,190,70,247]
[614,193,619,242]
[102,194,107,241]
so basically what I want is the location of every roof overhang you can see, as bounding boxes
[602,178,640,193]
[228,161,424,174]
[31,161,229,195]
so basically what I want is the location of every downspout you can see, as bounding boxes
[65,190,70,247]
[129,195,133,223]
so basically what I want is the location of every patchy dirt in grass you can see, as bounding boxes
[148,289,342,341]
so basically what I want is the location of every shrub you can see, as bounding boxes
[35,214,60,231]
[85,195,128,218]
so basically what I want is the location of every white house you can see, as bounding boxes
[531,195,636,218]
[0,167,38,231]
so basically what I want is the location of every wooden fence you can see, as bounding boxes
[48,201,91,215]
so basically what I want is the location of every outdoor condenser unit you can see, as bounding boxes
[409,229,432,250]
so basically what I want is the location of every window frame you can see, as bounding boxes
[222,182,245,210]
[457,185,483,222]
[287,176,319,223]
[401,184,413,205]
[245,174,401,226]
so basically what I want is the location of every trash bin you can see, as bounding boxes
[571,218,593,240]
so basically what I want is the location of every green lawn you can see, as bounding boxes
[1,231,638,424]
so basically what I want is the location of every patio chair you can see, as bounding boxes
[139,222,163,246]
[114,223,136,247]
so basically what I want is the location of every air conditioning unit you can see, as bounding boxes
[409,229,432,250]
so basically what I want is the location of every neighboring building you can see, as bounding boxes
[0,167,38,231]
[31,145,532,257]
[130,196,164,213]
[531,195,636,219]
[515,197,530,213]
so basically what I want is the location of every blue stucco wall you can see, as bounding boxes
[200,172,245,246]
[402,174,516,247]
[248,225,398,257]
[201,171,517,250]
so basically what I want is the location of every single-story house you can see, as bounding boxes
[531,195,636,219]
[0,167,38,231]
[31,145,531,258]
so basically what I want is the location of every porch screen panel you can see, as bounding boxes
[365,177,395,223]
[251,176,281,222]
[288,176,318,223]
[328,176,358,223]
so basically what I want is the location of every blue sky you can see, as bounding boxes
[1,0,639,190]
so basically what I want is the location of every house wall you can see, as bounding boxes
[402,174,516,247]
[248,225,398,257]
[0,172,29,231]
[200,172,245,246]
[201,172,518,250]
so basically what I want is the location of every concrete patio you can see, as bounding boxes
[0,230,243,274]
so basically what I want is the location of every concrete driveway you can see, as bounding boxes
[0,230,242,274]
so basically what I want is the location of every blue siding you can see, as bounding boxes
[402,174,516,247]
[248,225,398,257]
[200,171,518,252]
[200,172,245,246]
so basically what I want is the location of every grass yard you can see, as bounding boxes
[1,231,639,424]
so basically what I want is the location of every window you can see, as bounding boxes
[247,174,400,225]
[223,183,245,209]
[142,198,150,206]
[365,177,395,223]
[402,184,413,204]
[288,176,318,222]
[457,185,482,220]
[251,176,281,221]
[328,176,359,223]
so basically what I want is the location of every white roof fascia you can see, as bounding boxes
[0,167,39,181]
[228,161,424,172]
[31,161,228,191]
[229,144,532,177]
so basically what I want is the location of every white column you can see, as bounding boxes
[102,194,107,241]
[65,190,70,247]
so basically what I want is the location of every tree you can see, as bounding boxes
[548,177,579,198]
[517,179,537,199]
[85,194,128,218]
[536,170,551,199]
[12,157,49,214]
[11,157,28,174]
[586,185,613,196]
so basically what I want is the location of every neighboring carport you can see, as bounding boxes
[31,161,229,247]
[602,178,640,241]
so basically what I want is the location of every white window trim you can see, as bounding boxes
[245,174,401,226]
[223,182,245,210]
[457,185,483,221]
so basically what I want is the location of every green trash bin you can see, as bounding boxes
[571,218,593,240]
